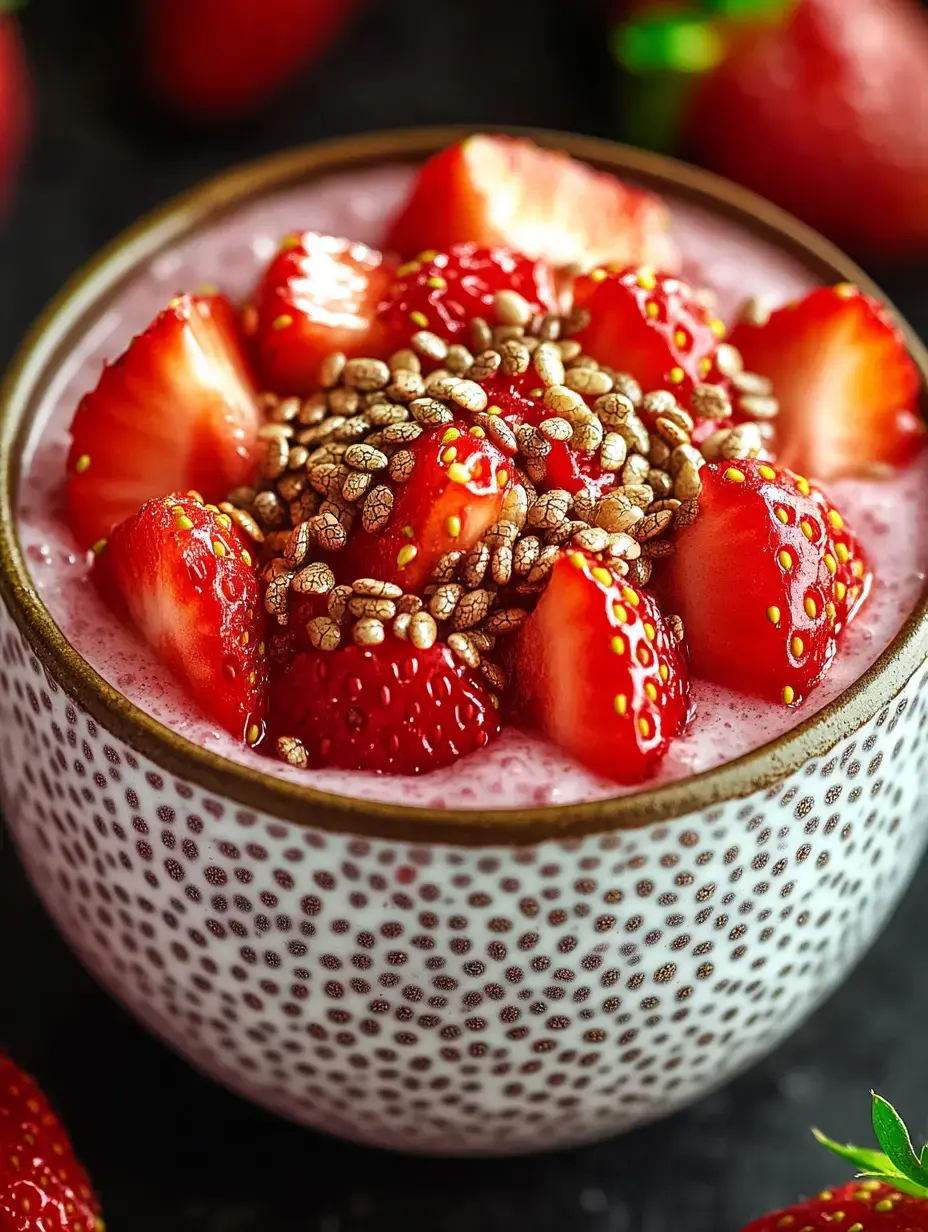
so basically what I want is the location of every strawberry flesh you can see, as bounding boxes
[254,231,396,395]
[386,135,678,272]
[1,1052,101,1232]
[338,421,515,592]
[513,551,689,783]
[740,1180,926,1232]
[95,493,268,739]
[728,284,923,481]
[662,459,870,706]
[379,242,559,345]
[66,294,261,551]
[269,635,501,773]
[572,266,726,399]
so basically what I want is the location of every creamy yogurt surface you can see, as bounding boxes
[15,163,928,808]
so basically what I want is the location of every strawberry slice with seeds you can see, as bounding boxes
[253,231,396,395]
[379,242,559,345]
[571,266,726,399]
[339,421,516,592]
[512,550,689,783]
[386,135,678,272]
[268,635,501,773]
[728,284,923,481]
[95,493,268,740]
[66,293,261,551]
[662,459,871,706]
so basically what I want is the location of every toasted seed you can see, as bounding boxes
[453,588,493,630]
[563,306,591,335]
[572,420,604,453]
[642,389,678,419]
[528,488,571,529]
[343,357,390,391]
[621,483,654,509]
[570,525,608,554]
[527,544,560,583]
[397,593,424,616]
[348,595,397,620]
[258,420,294,442]
[410,397,455,428]
[542,384,586,417]
[733,370,774,396]
[647,469,674,499]
[329,386,362,417]
[386,370,425,403]
[700,428,732,461]
[361,485,394,533]
[715,343,744,378]
[666,613,685,643]
[344,443,388,472]
[389,347,421,373]
[626,556,653,587]
[353,617,385,646]
[430,582,465,621]
[498,338,531,376]
[265,570,294,619]
[411,330,449,361]
[282,521,311,567]
[471,317,493,352]
[643,538,675,559]
[491,544,513,585]
[460,542,490,589]
[221,505,265,543]
[393,611,412,640]
[261,434,290,480]
[277,735,309,768]
[305,616,341,651]
[318,350,346,389]
[495,289,534,326]
[425,373,461,400]
[635,510,674,542]
[738,393,780,421]
[485,415,517,455]
[341,469,372,503]
[674,461,704,502]
[597,432,627,473]
[323,585,348,622]
[430,551,463,584]
[606,531,641,561]
[618,412,650,455]
[571,488,597,524]
[539,417,573,443]
[320,494,355,530]
[307,511,347,552]
[388,449,417,484]
[674,499,699,529]
[481,660,508,690]
[596,497,644,535]
[468,349,502,382]
[532,341,566,387]
[513,535,541,575]
[447,631,481,668]
[449,380,488,413]
[271,396,301,425]
[516,423,551,459]
[547,518,589,546]
[446,343,475,375]
[298,393,329,426]
[621,455,651,487]
[595,392,635,429]
[483,607,526,636]
[350,578,402,600]
[720,421,763,459]
[565,366,613,395]
[408,610,438,649]
[610,373,642,407]
[262,531,292,559]
[292,561,336,595]
[691,382,732,420]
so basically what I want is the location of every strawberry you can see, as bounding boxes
[571,266,726,399]
[1,1052,102,1232]
[0,8,29,214]
[142,0,361,120]
[253,232,395,396]
[268,635,501,774]
[66,294,261,551]
[95,493,268,741]
[663,459,870,706]
[386,135,678,273]
[379,242,559,346]
[728,284,923,482]
[512,550,689,783]
[338,421,516,592]
[743,1092,928,1231]
[685,0,928,260]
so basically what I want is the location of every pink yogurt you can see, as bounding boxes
[14,163,928,809]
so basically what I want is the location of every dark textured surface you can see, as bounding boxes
[2,1,927,1228]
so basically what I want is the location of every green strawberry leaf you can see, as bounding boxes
[871,1093,928,1188]
[811,1129,900,1177]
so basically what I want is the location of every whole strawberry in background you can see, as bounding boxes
[0,1,29,215]
[611,0,928,260]
[142,0,363,119]
[1,1052,102,1231]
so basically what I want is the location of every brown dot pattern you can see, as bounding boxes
[2,611,927,1154]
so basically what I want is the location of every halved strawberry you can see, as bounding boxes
[513,551,689,783]
[662,459,871,706]
[339,421,515,591]
[386,135,678,272]
[571,266,726,398]
[95,493,268,740]
[379,242,559,345]
[66,294,261,551]
[253,231,396,395]
[268,635,501,773]
[728,284,923,481]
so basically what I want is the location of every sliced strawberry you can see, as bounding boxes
[95,493,268,740]
[662,459,871,706]
[379,242,559,345]
[268,635,501,773]
[571,266,726,398]
[513,551,689,783]
[339,421,515,592]
[386,135,678,272]
[728,284,923,481]
[66,293,261,551]
[253,231,396,396]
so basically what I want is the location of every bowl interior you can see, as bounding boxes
[2,125,927,844]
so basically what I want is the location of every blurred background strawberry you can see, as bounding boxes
[0,1,29,215]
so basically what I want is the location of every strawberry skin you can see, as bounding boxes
[663,459,870,706]
[269,636,501,774]
[386,135,678,272]
[0,13,29,214]
[66,294,261,551]
[379,242,558,345]
[95,493,268,740]
[1,1053,102,1232]
[339,421,515,592]
[142,0,360,119]
[686,0,928,259]
[513,551,689,783]
[254,232,395,396]
[740,1180,927,1232]
[572,266,726,398]
[728,284,923,482]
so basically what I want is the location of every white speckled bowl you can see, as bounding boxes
[1,127,927,1156]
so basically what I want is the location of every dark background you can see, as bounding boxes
[2,1,927,1228]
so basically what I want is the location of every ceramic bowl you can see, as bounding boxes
[1,127,927,1156]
